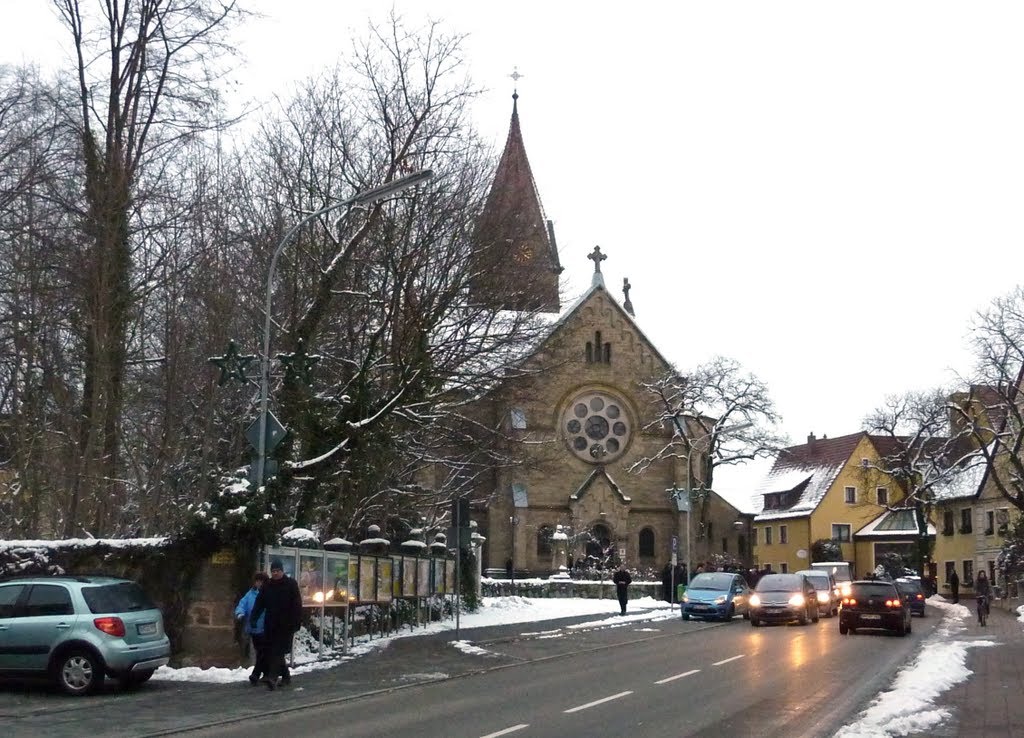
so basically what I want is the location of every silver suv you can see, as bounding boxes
[0,575,170,695]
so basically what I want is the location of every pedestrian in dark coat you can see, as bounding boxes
[612,565,632,615]
[251,559,303,690]
[674,564,687,601]
[949,569,960,604]
[661,563,673,603]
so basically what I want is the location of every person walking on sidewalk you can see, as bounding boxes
[975,570,992,626]
[612,564,632,615]
[949,569,960,604]
[234,572,269,685]
[251,559,302,690]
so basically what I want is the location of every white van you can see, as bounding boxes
[810,561,853,596]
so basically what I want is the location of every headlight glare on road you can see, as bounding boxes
[788,594,806,607]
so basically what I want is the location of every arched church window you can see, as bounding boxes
[586,523,612,561]
[638,528,655,558]
[586,341,593,363]
[537,525,553,557]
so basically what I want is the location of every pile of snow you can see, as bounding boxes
[835,597,996,737]
[153,595,674,684]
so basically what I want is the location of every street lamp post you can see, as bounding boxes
[254,170,434,488]
[509,515,518,586]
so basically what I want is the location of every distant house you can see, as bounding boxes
[750,432,919,576]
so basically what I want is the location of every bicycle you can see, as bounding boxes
[977,594,989,626]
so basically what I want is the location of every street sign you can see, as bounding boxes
[246,412,287,454]
[671,535,678,553]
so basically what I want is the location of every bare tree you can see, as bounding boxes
[631,356,787,537]
[955,286,1024,512]
[863,388,982,575]
[52,0,242,534]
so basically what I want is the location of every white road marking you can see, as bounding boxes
[480,724,530,738]
[712,654,745,666]
[654,668,700,684]
[564,690,634,713]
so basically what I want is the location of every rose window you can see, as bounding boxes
[563,391,631,463]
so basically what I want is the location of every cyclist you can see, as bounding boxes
[975,570,993,626]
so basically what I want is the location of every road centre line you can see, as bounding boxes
[712,654,745,666]
[564,691,634,713]
[654,668,700,684]
[480,724,530,738]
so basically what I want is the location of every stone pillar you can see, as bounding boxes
[179,548,249,667]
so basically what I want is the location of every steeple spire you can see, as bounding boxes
[470,85,562,313]
[588,246,607,288]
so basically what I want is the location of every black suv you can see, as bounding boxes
[839,580,912,636]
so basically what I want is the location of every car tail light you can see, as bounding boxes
[94,617,126,637]
[842,597,857,606]
[885,599,900,608]
[916,593,924,600]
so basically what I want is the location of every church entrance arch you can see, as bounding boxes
[585,523,613,565]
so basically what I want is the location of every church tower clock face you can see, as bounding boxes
[563,391,632,463]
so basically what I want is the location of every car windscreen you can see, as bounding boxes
[82,582,157,614]
[895,580,923,594]
[798,573,830,588]
[850,583,898,599]
[689,573,736,590]
[756,574,803,592]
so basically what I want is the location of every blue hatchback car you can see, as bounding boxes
[681,572,751,621]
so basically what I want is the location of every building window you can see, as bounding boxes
[752,528,759,546]
[876,487,888,506]
[707,522,713,542]
[562,390,631,464]
[960,508,973,535]
[942,510,955,536]
[985,511,995,536]
[832,524,851,543]
[537,525,553,557]
[989,560,997,585]
[963,560,974,587]
[945,561,956,583]
[638,528,655,558]
[738,535,746,557]
[998,508,1010,536]
[585,331,611,364]
[780,563,789,573]
[844,486,856,504]
[780,525,788,544]
[722,537,728,553]
[765,526,773,545]
[510,408,527,430]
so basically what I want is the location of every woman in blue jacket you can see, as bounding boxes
[235,572,269,684]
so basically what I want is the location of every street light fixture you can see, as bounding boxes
[254,169,434,488]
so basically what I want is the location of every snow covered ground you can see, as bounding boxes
[153,594,1017,737]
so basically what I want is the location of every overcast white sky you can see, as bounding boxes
[5,1,1024,503]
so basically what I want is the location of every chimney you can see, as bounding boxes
[807,432,816,451]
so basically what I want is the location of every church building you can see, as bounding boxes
[469,92,751,577]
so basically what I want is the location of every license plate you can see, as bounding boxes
[137,622,157,635]
[861,614,881,621]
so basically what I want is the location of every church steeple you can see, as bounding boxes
[470,89,562,313]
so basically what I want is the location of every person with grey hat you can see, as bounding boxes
[251,559,302,689]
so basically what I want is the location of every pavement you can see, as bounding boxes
[927,596,1024,738]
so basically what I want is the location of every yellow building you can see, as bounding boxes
[751,432,920,576]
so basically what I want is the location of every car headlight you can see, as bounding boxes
[817,591,830,604]
[714,595,727,605]
[682,594,690,603]
[749,594,761,607]
[839,583,852,597]
[788,594,806,607]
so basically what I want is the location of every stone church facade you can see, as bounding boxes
[470,94,752,577]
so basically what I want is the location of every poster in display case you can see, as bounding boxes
[392,557,402,598]
[264,548,297,579]
[417,558,430,596]
[402,557,416,597]
[446,559,456,594]
[432,559,445,594]
[360,557,377,602]
[348,558,360,602]
[377,558,393,603]
[298,553,325,606]
[326,553,349,607]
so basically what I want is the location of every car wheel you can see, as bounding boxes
[799,608,809,626]
[55,649,103,696]
[682,612,690,621]
[896,619,906,637]
[118,669,155,689]
[750,616,760,627]
[849,627,857,635]
[906,617,912,635]
[725,605,735,621]
[839,622,849,635]
[812,607,820,624]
